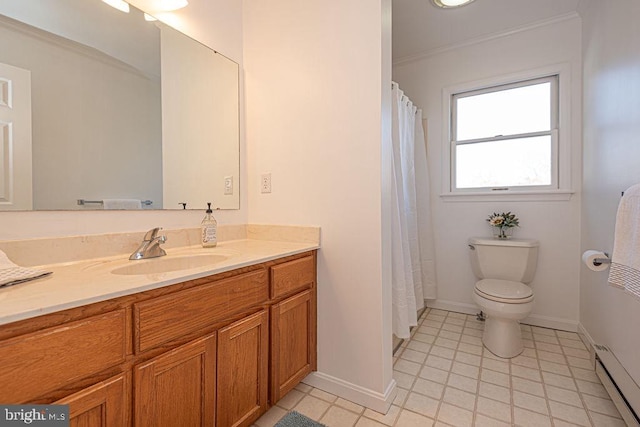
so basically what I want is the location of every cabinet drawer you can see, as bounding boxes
[0,310,128,403]
[270,255,315,299]
[135,269,268,353]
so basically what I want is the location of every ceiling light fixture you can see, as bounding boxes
[101,0,130,13]
[431,0,476,9]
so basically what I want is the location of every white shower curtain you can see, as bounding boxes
[391,82,437,339]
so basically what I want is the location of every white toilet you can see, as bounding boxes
[468,237,539,358]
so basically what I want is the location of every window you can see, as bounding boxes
[451,76,559,192]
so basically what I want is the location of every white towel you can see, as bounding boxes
[103,199,142,210]
[608,183,640,298]
[0,250,52,288]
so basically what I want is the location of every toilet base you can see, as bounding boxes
[482,316,523,358]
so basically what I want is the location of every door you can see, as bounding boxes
[270,289,317,403]
[135,334,216,427]
[216,310,269,427]
[55,373,129,427]
[0,62,32,210]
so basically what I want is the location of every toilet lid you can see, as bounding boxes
[475,279,533,301]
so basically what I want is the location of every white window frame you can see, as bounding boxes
[441,64,574,202]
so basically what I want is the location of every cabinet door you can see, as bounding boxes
[55,373,129,427]
[216,310,269,427]
[134,334,216,427]
[270,289,317,403]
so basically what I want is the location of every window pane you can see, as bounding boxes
[456,82,551,141]
[456,136,552,189]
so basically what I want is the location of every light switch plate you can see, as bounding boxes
[224,176,233,195]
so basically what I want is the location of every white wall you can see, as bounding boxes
[579,0,640,385]
[393,16,583,330]
[0,0,246,239]
[243,0,395,411]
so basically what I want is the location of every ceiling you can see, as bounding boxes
[392,0,581,63]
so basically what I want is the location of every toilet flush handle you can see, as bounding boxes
[468,244,476,250]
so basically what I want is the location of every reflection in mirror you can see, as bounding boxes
[0,0,239,211]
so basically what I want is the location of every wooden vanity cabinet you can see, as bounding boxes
[0,250,317,427]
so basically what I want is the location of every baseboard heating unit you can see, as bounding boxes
[594,344,640,426]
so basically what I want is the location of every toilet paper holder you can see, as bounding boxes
[593,254,611,266]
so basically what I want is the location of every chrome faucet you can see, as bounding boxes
[130,227,167,260]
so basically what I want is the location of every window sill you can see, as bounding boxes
[440,190,574,202]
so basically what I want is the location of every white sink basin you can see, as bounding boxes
[110,254,228,275]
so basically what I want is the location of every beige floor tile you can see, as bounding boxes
[476,396,512,422]
[535,342,563,354]
[581,394,622,418]
[407,340,432,353]
[355,417,388,427]
[254,405,287,427]
[512,376,545,397]
[335,397,365,414]
[442,386,476,411]
[395,409,435,427]
[459,335,482,346]
[419,366,450,384]
[448,312,467,319]
[394,370,417,389]
[393,388,409,407]
[293,395,331,421]
[362,405,400,426]
[412,333,436,344]
[560,338,587,350]
[445,317,465,326]
[539,360,572,376]
[534,334,560,344]
[481,357,510,374]
[589,411,627,427]
[548,400,591,426]
[541,371,577,391]
[511,364,543,382]
[436,402,473,427]
[412,378,445,399]
[511,355,539,369]
[474,413,511,427]
[455,351,481,367]
[556,330,581,340]
[552,419,584,427]
[537,350,567,364]
[310,388,338,403]
[563,347,591,359]
[418,325,441,335]
[277,389,306,409]
[478,381,510,404]
[531,326,556,336]
[545,384,583,407]
[451,361,480,379]
[480,368,510,387]
[319,406,359,427]
[400,349,427,364]
[440,323,463,334]
[394,359,422,376]
[458,342,483,356]
[404,392,440,418]
[434,337,459,350]
[446,373,478,393]
[430,345,456,359]
[426,355,453,371]
[513,390,549,415]
[575,379,609,398]
[463,326,483,336]
[513,407,553,427]
[571,366,601,383]
[566,355,594,370]
[295,383,313,393]
[439,329,462,340]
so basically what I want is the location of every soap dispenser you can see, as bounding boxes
[201,202,217,247]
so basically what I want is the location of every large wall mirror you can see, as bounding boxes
[0,0,240,211]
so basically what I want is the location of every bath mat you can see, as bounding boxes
[275,411,326,427]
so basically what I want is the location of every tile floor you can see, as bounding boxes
[254,308,626,427]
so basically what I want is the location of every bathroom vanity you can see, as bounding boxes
[0,229,318,427]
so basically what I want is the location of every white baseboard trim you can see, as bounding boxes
[425,299,578,332]
[302,371,396,414]
[577,322,597,368]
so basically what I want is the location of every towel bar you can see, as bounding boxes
[77,199,153,206]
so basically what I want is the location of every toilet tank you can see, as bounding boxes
[468,237,539,283]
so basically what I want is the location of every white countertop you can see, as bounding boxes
[0,239,319,326]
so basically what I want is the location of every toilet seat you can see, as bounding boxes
[475,279,533,304]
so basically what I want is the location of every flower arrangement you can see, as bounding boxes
[487,211,519,239]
